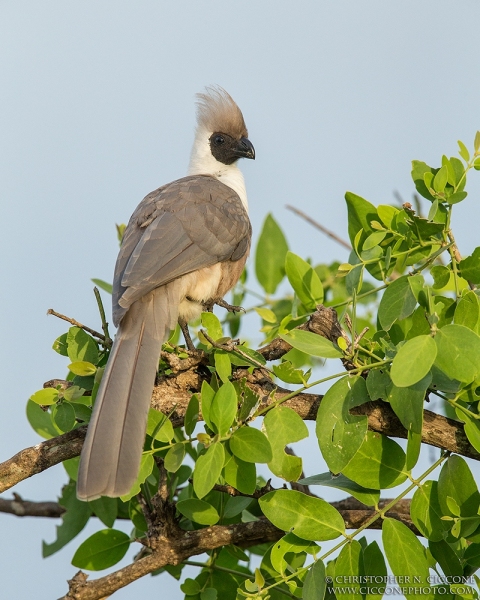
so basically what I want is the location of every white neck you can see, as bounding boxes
[187,126,248,211]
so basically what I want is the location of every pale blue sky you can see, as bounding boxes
[1,2,480,598]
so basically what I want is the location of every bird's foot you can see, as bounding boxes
[214,298,246,314]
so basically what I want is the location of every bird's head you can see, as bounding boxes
[189,86,255,176]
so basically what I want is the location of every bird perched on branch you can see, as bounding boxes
[77,87,254,500]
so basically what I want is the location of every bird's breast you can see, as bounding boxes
[177,256,247,323]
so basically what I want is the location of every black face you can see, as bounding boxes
[209,132,255,165]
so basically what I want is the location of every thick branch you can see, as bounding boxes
[60,505,416,600]
[1,307,478,495]
[0,427,86,494]
[60,519,283,600]
[0,494,65,518]
[1,383,478,494]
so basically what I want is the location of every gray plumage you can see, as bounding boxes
[77,176,251,500]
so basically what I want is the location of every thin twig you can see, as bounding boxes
[285,204,352,251]
[200,330,273,373]
[47,309,106,342]
[447,229,475,290]
[93,287,113,347]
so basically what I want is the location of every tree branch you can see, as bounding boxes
[285,204,352,251]
[1,307,478,497]
[0,427,86,494]
[59,502,417,600]
[0,493,65,518]
[1,367,478,494]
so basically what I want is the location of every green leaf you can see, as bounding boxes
[387,374,430,434]
[181,577,202,595]
[411,160,436,201]
[285,251,324,309]
[66,327,99,364]
[366,368,391,401]
[146,409,174,442]
[297,473,380,507]
[193,443,224,499]
[378,275,417,331]
[223,449,256,495]
[410,481,449,541]
[464,542,480,570]
[345,192,378,247]
[255,307,277,323]
[29,388,59,406]
[431,265,450,289]
[164,443,186,473]
[200,587,217,600]
[455,291,480,333]
[52,402,76,432]
[382,519,432,600]
[303,559,326,600]
[223,496,252,519]
[128,498,148,532]
[316,376,369,473]
[63,456,80,481]
[390,335,436,387]
[255,214,289,294]
[42,481,92,557]
[363,230,386,251]
[462,412,480,454]
[433,165,448,193]
[459,247,480,284]
[429,540,463,577]
[342,431,407,489]
[377,205,399,228]
[458,140,470,162]
[434,324,480,384]
[92,278,113,294]
[263,406,308,481]
[475,131,480,152]
[346,263,364,296]
[270,533,317,575]
[52,333,69,356]
[446,191,468,205]
[210,381,237,435]
[279,329,343,358]
[406,430,422,471]
[26,399,59,438]
[88,496,118,528]
[272,360,308,384]
[71,529,130,570]
[230,427,273,463]
[334,541,364,600]
[201,380,215,431]
[364,541,387,600]
[184,394,199,436]
[120,454,154,502]
[259,490,345,541]
[177,499,220,525]
[201,312,223,341]
[68,361,97,377]
[438,455,480,518]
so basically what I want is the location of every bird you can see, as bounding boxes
[77,87,254,500]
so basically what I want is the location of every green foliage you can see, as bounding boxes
[24,132,480,598]
[71,529,131,570]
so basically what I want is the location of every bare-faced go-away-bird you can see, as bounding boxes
[77,87,254,500]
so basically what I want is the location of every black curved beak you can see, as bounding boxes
[234,137,255,160]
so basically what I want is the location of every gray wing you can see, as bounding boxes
[112,175,251,326]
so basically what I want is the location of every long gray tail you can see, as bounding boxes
[77,283,180,500]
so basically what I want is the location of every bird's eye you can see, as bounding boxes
[214,135,225,145]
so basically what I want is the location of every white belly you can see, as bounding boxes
[177,263,222,322]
